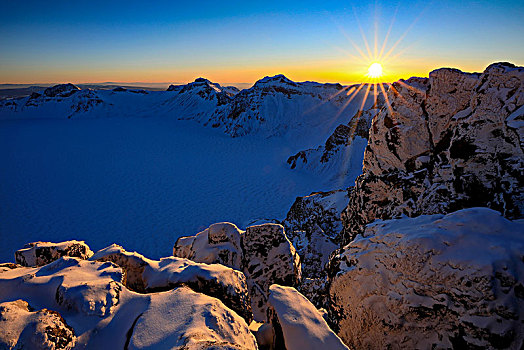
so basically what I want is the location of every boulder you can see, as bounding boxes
[329,208,524,349]
[15,240,93,267]
[91,244,252,322]
[0,299,76,350]
[267,284,348,350]
[173,222,243,269]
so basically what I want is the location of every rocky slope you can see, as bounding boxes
[342,62,524,243]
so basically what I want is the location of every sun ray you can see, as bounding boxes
[333,46,369,64]
[377,5,399,60]
[381,6,427,62]
[353,6,374,61]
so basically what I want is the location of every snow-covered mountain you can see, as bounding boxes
[0,75,375,151]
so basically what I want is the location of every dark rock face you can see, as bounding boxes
[241,224,302,320]
[43,83,80,97]
[282,190,347,279]
[342,63,524,243]
[329,208,524,349]
[15,241,93,267]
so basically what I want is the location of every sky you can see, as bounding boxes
[1,0,523,85]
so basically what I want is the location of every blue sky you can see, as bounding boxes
[1,0,523,84]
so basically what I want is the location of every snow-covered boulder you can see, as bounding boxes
[14,240,94,267]
[342,62,524,243]
[242,224,302,321]
[0,299,76,350]
[91,244,252,322]
[0,257,123,317]
[173,222,243,269]
[267,285,348,350]
[329,208,524,349]
[127,286,257,350]
[43,83,80,98]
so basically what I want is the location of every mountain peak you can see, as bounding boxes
[254,74,296,87]
[43,83,80,97]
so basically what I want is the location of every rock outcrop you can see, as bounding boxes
[174,222,301,321]
[91,244,252,322]
[0,299,76,350]
[15,240,93,267]
[342,62,524,243]
[267,284,348,350]
[329,208,524,349]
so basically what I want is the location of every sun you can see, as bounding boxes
[367,62,383,78]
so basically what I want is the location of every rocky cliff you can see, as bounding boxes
[342,62,524,243]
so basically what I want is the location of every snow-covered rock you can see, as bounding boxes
[0,299,76,350]
[15,240,93,267]
[173,222,243,270]
[91,244,252,322]
[329,208,524,349]
[0,252,257,349]
[342,62,524,243]
[173,222,302,321]
[127,286,257,350]
[267,284,348,350]
[0,257,123,317]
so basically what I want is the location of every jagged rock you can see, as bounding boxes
[174,222,302,321]
[0,257,123,317]
[91,244,252,322]
[242,223,302,321]
[173,222,243,269]
[329,208,524,349]
[280,190,349,308]
[267,284,348,350]
[342,62,524,243]
[15,240,93,267]
[127,286,257,350]
[0,299,76,350]
[43,83,80,98]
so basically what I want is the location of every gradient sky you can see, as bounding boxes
[1,0,523,85]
